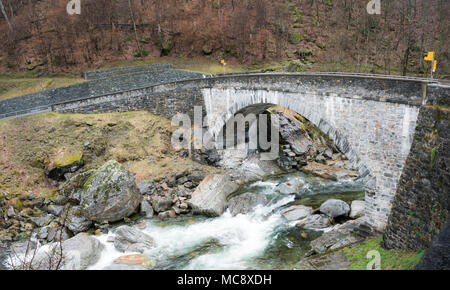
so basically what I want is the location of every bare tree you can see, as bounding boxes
[0,0,11,30]
[127,0,142,53]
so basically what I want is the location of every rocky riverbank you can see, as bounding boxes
[1,107,368,270]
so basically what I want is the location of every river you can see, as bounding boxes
[87,172,364,270]
[0,172,363,270]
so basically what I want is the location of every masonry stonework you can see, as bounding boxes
[383,106,450,250]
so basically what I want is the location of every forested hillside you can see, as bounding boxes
[0,0,448,77]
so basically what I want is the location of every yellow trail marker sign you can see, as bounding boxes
[424,51,434,61]
[424,51,437,80]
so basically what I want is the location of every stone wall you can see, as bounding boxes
[426,84,450,106]
[83,63,174,80]
[383,105,450,250]
[0,67,203,119]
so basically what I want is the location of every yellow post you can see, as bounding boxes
[424,51,435,80]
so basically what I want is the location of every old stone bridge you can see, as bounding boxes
[0,68,448,237]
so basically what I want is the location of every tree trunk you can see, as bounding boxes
[127,0,141,52]
[0,0,12,30]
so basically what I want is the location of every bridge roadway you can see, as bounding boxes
[0,72,444,120]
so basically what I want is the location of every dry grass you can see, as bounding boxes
[97,56,283,74]
[0,77,85,101]
[0,111,217,201]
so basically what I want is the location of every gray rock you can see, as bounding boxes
[310,220,363,254]
[275,179,305,195]
[296,214,332,229]
[227,192,269,216]
[315,154,326,163]
[60,160,142,223]
[324,149,334,159]
[277,112,314,156]
[114,225,154,253]
[294,252,351,270]
[31,216,53,227]
[158,210,176,220]
[65,207,93,234]
[7,206,16,217]
[186,171,209,185]
[31,233,104,270]
[230,156,284,184]
[32,197,45,208]
[177,176,189,185]
[188,174,240,216]
[151,196,173,213]
[60,233,104,269]
[332,153,342,161]
[47,226,72,242]
[349,200,365,219]
[137,181,155,195]
[51,195,69,206]
[141,199,154,218]
[47,205,65,216]
[320,199,350,218]
[280,205,313,221]
[37,226,49,240]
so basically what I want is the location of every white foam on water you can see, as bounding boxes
[88,195,295,270]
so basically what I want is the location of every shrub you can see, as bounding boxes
[134,49,149,58]
[288,31,302,44]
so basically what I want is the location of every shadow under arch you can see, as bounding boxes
[209,101,377,213]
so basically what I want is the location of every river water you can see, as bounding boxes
[88,172,364,270]
[0,172,364,270]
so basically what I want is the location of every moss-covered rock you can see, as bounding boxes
[60,160,141,223]
[47,151,84,181]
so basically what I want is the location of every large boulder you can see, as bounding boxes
[188,174,240,216]
[280,205,313,221]
[31,233,104,270]
[227,192,269,216]
[60,160,142,223]
[231,156,284,184]
[114,225,155,253]
[320,199,350,218]
[349,200,365,219]
[277,112,315,156]
[60,233,104,269]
